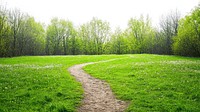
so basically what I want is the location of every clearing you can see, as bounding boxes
[0,54,199,111]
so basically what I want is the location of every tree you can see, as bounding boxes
[19,16,45,55]
[46,18,76,55]
[78,23,90,54]
[173,5,200,57]
[127,15,156,54]
[8,8,24,56]
[0,6,45,57]
[0,5,11,57]
[78,18,110,54]
[109,28,129,54]
[159,10,181,54]
[90,18,110,54]
[152,30,167,54]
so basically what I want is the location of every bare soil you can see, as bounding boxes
[68,62,128,112]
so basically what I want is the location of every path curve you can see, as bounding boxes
[68,61,128,112]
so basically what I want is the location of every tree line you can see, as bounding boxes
[0,4,199,57]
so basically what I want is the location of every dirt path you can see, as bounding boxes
[68,61,128,112]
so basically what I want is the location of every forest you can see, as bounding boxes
[0,4,199,57]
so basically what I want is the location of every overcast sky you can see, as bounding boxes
[1,0,199,30]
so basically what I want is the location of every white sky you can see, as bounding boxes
[1,0,199,30]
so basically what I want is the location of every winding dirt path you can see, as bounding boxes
[68,61,128,112]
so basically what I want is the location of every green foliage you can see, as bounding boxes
[84,54,200,111]
[0,4,199,57]
[18,16,45,55]
[0,6,45,57]
[127,16,156,53]
[78,17,110,55]
[0,5,12,57]
[46,18,79,55]
[109,28,129,54]
[173,6,200,57]
[0,55,125,111]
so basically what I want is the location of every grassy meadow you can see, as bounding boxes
[0,54,199,111]
[85,54,200,111]
[0,55,125,111]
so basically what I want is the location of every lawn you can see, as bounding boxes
[0,54,199,112]
[0,55,126,112]
[84,54,200,111]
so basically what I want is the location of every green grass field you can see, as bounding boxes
[0,54,200,111]
[0,55,125,111]
[84,54,200,111]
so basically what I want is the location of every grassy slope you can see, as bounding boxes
[0,55,126,112]
[84,54,200,111]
